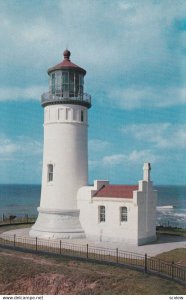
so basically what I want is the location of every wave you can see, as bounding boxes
[156,207,186,227]
[157,205,174,209]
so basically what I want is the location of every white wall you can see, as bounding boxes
[40,104,88,211]
[30,103,88,239]
[137,181,157,244]
[77,178,157,245]
[77,181,138,244]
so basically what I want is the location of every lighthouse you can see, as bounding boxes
[30,50,91,239]
[29,49,157,245]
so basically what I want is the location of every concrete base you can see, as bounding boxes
[79,233,157,246]
[83,234,137,244]
[29,207,85,239]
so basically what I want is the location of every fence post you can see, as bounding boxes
[172,261,174,279]
[2,213,4,222]
[26,214,28,224]
[158,259,161,273]
[144,253,147,273]
[86,244,89,259]
[36,237,37,251]
[14,234,16,247]
[60,240,61,255]
[116,248,118,264]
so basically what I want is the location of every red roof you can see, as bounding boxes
[48,50,86,75]
[93,185,138,199]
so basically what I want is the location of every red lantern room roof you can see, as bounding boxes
[48,50,86,75]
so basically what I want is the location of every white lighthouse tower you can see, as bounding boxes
[30,50,91,239]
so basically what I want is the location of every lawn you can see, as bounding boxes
[157,226,186,237]
[0,247,185,295]
[156,248,186,267]
[0,224,185,294]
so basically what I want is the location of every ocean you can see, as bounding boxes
[0,184,185,228]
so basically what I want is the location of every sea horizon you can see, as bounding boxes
[0,183,185,186]
[0,184,185,228]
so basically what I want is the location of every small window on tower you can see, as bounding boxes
[48,164,53,182]
[81,110,84,122]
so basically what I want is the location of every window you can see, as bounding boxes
[120,207,127,222]
[55,72,62,96]
[99,206,105,223]
[81,110,84,122]
[62,71,69,97]
[75,73,79,96]
[79,74,84,86]
[62,71,68,84]
[51,73,55,95]
[69,72,75,97]
[48,164,53,182]
[79,74,84,98]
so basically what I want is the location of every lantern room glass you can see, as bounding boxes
[50,71,84,98]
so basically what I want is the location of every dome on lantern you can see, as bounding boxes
[48,50,86,75]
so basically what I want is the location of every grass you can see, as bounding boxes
[0,224,186,294]
[0,248,185,295]
[156,226,186,237]
[156,248,186,266]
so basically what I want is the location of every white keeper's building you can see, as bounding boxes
[30,50,157,245]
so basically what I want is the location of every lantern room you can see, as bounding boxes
[41,50,91,108]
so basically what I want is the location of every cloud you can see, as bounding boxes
[89,139,110,152]
[0,133,43,183]
[89,149,159,169]
[20,18,53,44]
[0,134,42,160]
[0,0,186,99]
[0,0,186,185]
[0,86,47,101]
[0,139,18,155]
[107,87,186,110]
[88,160,100,169]
[18,138,43,156]
[122,123,186,149]
[103,150,159,166]
[102,154,127,166]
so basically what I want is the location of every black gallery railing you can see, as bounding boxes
[41,92,91,107]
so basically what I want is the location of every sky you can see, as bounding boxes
[0,0,186,185]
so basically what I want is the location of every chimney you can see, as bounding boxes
[143,162,151,181]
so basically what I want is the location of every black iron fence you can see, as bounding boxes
[157,221,186,229]
[0,214,36,225]
[0,234,185,285]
